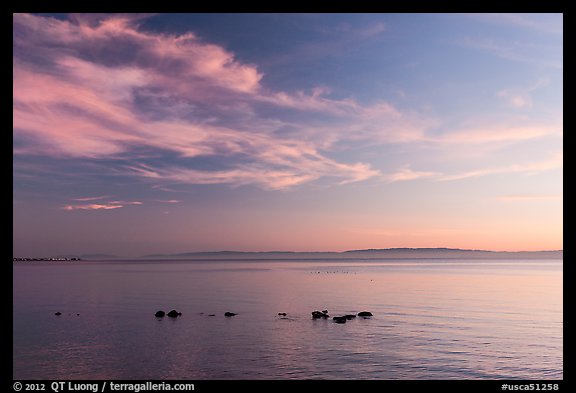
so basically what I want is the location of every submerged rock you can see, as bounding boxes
[54,312,62,316]
[167,310,182,318]
[332,316,347,324]
[357,311,373,317]
[224,312,237,317]
[343,314,356,320]
[155,310,166,318]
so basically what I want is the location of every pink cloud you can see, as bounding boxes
[432,123,561,145]
[95,15,262,94]
[108,201,143,205]
[13,64,142,157]
[378,150,562,184]
[63,203,123,211]
[62,200,143,211]
[261,90,360,115]
[13,13,391,190]
[15,13,560,192]
[127,151,379,190]
[383,167,441,183]
[438,151,563,181]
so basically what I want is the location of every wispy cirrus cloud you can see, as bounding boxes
[127,155,379,191]
[62,199,142,211]
[63,204,123,211]
[460,14,563,70]
[432,123,562,145]
[13,13,392,190]
[382,166,441,183]
[378,150,562,184]
[13,13,562,193]
[438,151,563,181]
[497,90,533,109]
[461,36,563,69]
[496,77,551,110]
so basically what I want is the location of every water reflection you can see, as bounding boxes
[14,259,562,379]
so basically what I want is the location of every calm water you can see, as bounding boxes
[13,259,562,380]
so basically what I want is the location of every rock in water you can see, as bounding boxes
[155,310,166,318]
[224,312,237,317]
[167,310,182,318]
[312,310,329,319]
[54,312,62,316]
[278,312,287,316]
[344,314,356,320]
[333,316,347,324]
[357,311,373,317]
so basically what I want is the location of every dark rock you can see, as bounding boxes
[167,310,182,318]
[54,312,62,316]
[344,314,357,320]
[333,316,347,323]
[208,314,216,316]
[224,312,237,317]
[312,310,329,319]
[155,310,166,318]
[357,311,373,317]
[278,312,287,316]
[322,310,329,314]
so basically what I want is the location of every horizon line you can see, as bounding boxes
[15,247,564,260]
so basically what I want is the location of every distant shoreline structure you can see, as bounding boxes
[13,257,81,262]
[13,248,563,261]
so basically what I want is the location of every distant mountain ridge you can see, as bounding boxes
[136,248,562,260]
[42,248,562,260]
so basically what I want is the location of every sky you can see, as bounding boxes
[13,13,563,257]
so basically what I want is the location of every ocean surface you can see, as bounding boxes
[13,258,562,380]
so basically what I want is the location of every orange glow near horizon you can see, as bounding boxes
[13,14,562,257]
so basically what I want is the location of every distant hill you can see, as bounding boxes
[340,248,563,259]
[17,248,561,261]
[136,248,563,260]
